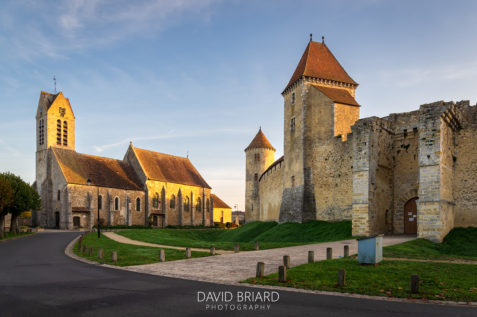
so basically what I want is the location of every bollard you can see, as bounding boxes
[234,244,239,253]
[159,249,165,262]
[82,245,87,254]
[255,241,259,251]
[278,266,287,283]
[344,245,349,257]
[256,262,265,278]
[283,255,290,269]
[338,269,346,287]
[88,247,93,257]
[112,251,117,263]
[78,237,83,250]
[410,274,419,294]
[98,248,103,260]
[326,248,332,260]
[186,247,191,259]
[210,246,215,256]
[308,251,314,263]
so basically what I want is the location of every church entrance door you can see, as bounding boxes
[55,212,60,229]
[404,198,418,234]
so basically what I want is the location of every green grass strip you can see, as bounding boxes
[73,232,210,266]
[243,257,477,302]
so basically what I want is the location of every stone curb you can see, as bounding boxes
[64,236,477,308]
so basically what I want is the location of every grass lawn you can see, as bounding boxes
[243,257,477,302]
[0,231,33,241]
[73,232,210,266]
[117,221,353,251]
[384,227,477,261]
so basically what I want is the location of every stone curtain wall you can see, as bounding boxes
[334,103,360,141]
[312,136,353,221]
[258,160,284,221]
[453,104,477,226]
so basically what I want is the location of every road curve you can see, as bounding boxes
[0,232,475,317]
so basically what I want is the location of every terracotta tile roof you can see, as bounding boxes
[52,148,142,190]
[211,194,231,209]
[284,41,357,92]
[133,147,211,189]
[259,155,284,181]
[311,85,360,107]
[244,128,276,152]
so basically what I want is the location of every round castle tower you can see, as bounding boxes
[244,128,276,222]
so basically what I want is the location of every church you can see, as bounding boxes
[245,37,477,242]
[34,91,218,229]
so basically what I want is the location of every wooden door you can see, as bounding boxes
[404,198,418,234]
[73,216,80,229]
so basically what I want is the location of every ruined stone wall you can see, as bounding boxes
[312,136,353,221]
[387,111,420,234]
[258,160,284,221]
[334,103,360,141]
[453,104,477,226]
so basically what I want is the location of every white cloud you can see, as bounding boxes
[1,0,220,60]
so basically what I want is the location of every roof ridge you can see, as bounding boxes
[53,147,125,164]
[134,146,189,160]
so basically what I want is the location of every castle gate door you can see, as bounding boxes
[404,197,418,234]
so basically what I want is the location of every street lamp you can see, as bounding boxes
[87,178,101,238]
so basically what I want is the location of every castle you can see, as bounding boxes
[245,38,477,242]
[34,91,221,229]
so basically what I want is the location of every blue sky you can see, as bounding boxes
[1,0,477,210]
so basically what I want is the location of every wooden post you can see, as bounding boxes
[338,269,346,287]
[283,255,290,269]
[186,247,191,259]
[344,245,349,257]
[256,262,264,278]
[88,247,93,257]
[78,237,83,250]
[82,245,87,254]
[98,248,103,259]
[278,266,287,283]
[159,249,165,262]
[112,251,117,263]
[210,246,215,255]
[326,247,332,260]
[308,251,314,263]
[234,244,239,253]
[255,241,259,251]
[410,274,419,294]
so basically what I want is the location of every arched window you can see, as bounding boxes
[98,195,102,210]
[56,120,61,145]
[170,194,176,209]
[63,121,68,146]
[136,197,141,211]
[152,192,160,208]
[196,197,202,212]
[206,199,210,213]
[114,197,119,211]
[184,196,190,211]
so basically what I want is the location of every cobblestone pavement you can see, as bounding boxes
[120,235,416,284]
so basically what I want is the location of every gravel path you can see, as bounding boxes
[118,235,415,284]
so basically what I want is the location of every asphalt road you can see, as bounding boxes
[0,232,475,317]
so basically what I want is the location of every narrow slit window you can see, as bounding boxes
[136,197,141,211]
[115,197,119,211]
[57,120,62,145]
[63,121,68,146]
[197,197,202,212]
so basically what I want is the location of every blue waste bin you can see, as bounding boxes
[357,234,383,264]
